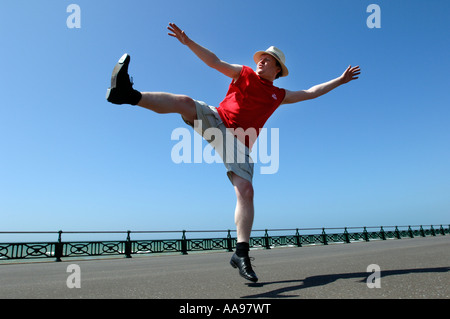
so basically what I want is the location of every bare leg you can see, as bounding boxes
[137,92,197,124]
[232,173,255,243]
[229,172,258,282]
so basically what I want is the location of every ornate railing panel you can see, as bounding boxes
[0,242,57,259]
[0,225,448,262]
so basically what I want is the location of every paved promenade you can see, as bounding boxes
[0,236,448,299]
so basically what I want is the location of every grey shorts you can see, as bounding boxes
[183,100,254,184]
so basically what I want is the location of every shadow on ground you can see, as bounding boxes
[241,266,449,298]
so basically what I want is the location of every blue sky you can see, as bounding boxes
[1,0,449,239]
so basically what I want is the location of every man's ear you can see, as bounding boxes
[276,67,282,79]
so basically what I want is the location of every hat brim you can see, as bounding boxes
[253,51,289,77]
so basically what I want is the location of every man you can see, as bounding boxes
[106,23,360,283]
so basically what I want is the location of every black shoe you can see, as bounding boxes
[230,253,258,283]
[106,53,141,105]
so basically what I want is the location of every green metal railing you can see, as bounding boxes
[0,225,448,262]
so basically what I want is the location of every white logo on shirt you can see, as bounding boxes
[272,94,277,100]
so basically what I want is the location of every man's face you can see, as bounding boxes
[256,54,281,81]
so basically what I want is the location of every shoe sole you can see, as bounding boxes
[106,53,130,103]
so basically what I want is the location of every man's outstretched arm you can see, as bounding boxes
[282,65,361,104]
[168,23,242,80]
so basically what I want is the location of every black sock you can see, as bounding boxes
[130,90,142,105]
[235,242,249,257]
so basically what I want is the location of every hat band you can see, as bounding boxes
[269,52,281,63]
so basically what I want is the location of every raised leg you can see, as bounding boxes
[137,92,197,124]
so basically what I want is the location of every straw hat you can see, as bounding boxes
[253,46,289,77]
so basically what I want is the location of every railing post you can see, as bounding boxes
[226,230,233,252]
[363,227,369,242]
[295,228,302,247]
[343,227,350,244]
[394,226,401,239]
[264,229,271,249]
[430,225,436,236]
[321,228,328,245]
[54,230,63,262]
[181,230,188,255]
[420,225,426,237]
[380,226,386,240]
[408,226,414,238]
[124,230,132,258]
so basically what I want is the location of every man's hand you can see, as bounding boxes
[168,23,190,45]
[166,22,242,80]
[283,65,361,104]
[340,65,361,84]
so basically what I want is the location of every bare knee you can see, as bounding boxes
[233,175,254,202]
[176,95,197,123]
[240,184,254,202]
[175,95,194,107]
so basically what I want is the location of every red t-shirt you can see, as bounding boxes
[217,66,286,148]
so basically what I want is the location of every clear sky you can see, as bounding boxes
[1,0,449,238]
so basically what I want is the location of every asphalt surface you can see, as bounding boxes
[0,236,448,299]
